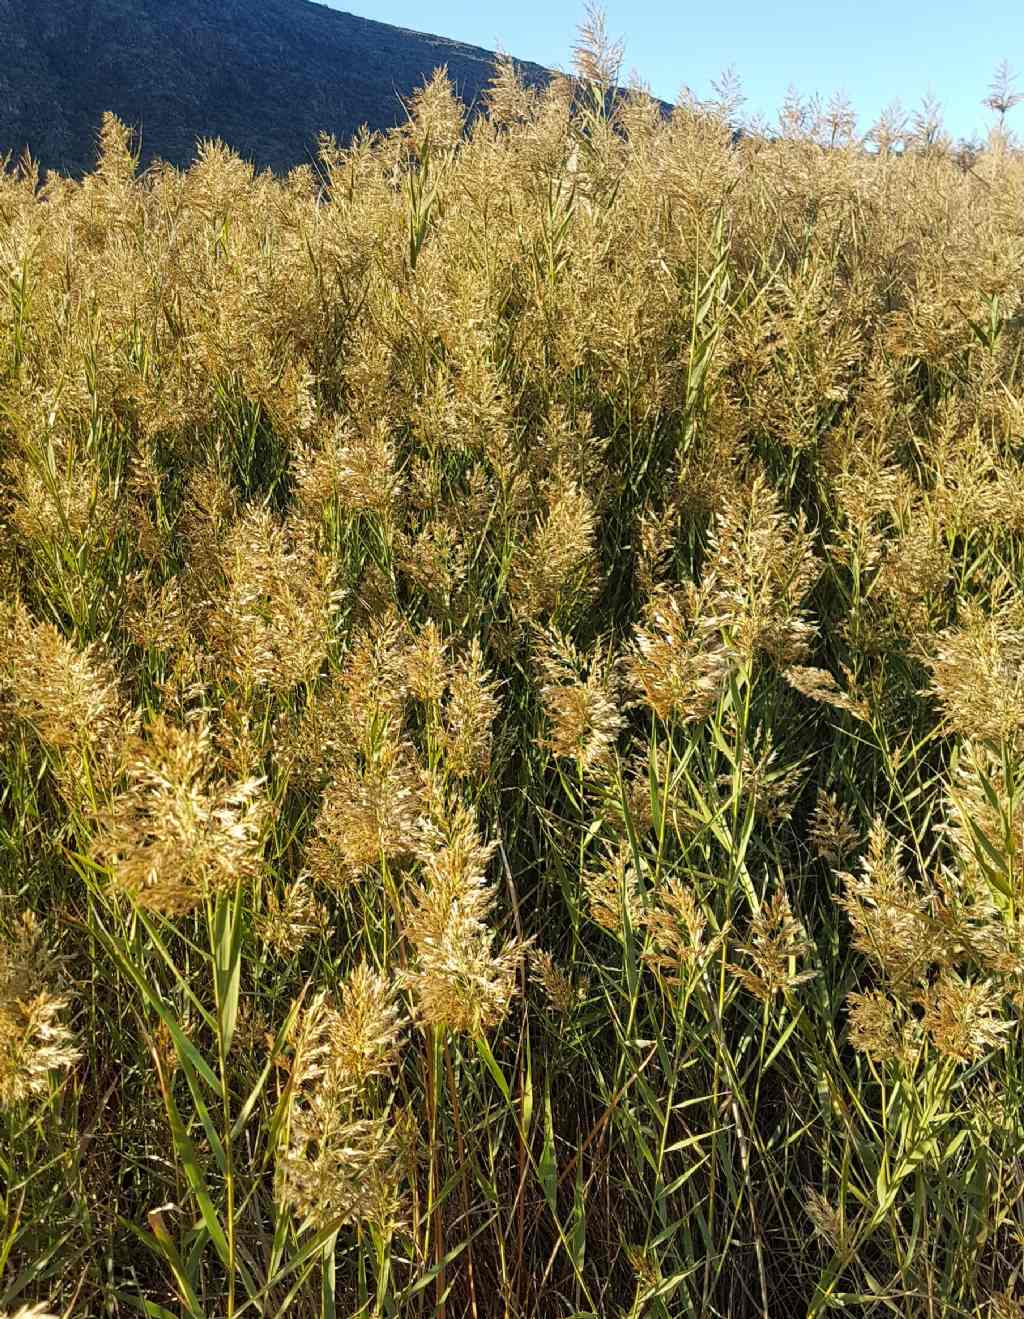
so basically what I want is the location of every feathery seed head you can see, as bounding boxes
[731,885,816,1000]
[0,601,131,801]
[583,839,643,935]
[927,606,1024,745]
[836,818,937,990]
[327,962,405,1091]
[915,972,1011,1062]
[532,949,587,1014]
[402,802,526,1035]
[706,476,819,667]
[337,612,410,752]
[92,714,267,915]
[845,989,910,1065]
[404,619,448,704]
[804,1188,847,1251]
[307,739,423,885]
[208,507,339,693]
[626,587,735,723]
[642,877,719,985]
[510,467,598,622]
[438,638,499,780]
[808,789,861,867]
[257,877,329,955]
[277,978,406,1233]
[537,630,624,773]
[0,913,79,1108]
[784,665,869,721]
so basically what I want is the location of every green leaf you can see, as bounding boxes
[213,887,243,1057]
[475,1032,511,1103]
[539,1078,557,1217]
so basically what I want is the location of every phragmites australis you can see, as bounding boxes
[437,637,500,780]
[926,605,1024,745]
[536,629,624,773]
[293,415,402,523]
[6,418,115,558]
[91,714,267,915]
[404,618,448,705]
[335,612,410,753]
[835,817,937,991]
[276,970,407,1233]
[509,466,598,622]
[207,506,340,693]
[401,801,528,1036]
[7,44,1024,1307]
[1,601,129,774]
[705,475,820,668]
[641,876,719,985]
[531,948,588,1014]
[730,885,816,1001]
[845,988,909,1065]
[915,972,1011,1062]
[942,740,1024,901]
[583,839,643,935]
[784,665,869,720]
[0,913,79,1108]
[257,877,329,955]
[626,585,735,723]
[808,788,861,867]
[306,738,423,884]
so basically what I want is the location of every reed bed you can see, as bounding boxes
[3,30,1024,1318]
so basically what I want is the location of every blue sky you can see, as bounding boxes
[324,1,1023,144]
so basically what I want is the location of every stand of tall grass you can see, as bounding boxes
[3,35,1024,1319]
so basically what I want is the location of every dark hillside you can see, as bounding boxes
[0,0,561,176]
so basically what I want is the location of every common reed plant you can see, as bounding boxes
[3,22,1024,1317]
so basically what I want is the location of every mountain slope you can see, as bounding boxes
[0,0,559,177]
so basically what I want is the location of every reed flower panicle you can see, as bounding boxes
[257,877,329,955]
[536,629,624,773]
[835,818,937,991]
[509,465,598,621]
[583,839,643,935]
[808,789,861,866]
[401,801,527,1035]
[532,948,588,1014]
[328,961,405,1089]
[92,714,267,914]
[804,1188,848,1252]
[942,740,1024,895]
[404,619,448,705]
[927,605,1024,745]
[294,416,402,521]
[642,877,720,985]
[1,601,128,769]
[335,611,410,752]
[307,738,423,884]
[626,585,735,723]
[720,727,805,825]
[784,665,869,721]
[0,913,79,1108]
[845,988,911,1065]
[277,972,406,1233]
[208,506,340,693]
[730,885,816,1000]
[706,475,819,668]
[438,637,500,780]
[915,972,1011,1062]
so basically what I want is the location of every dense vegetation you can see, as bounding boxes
[3,36,1024,1319]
